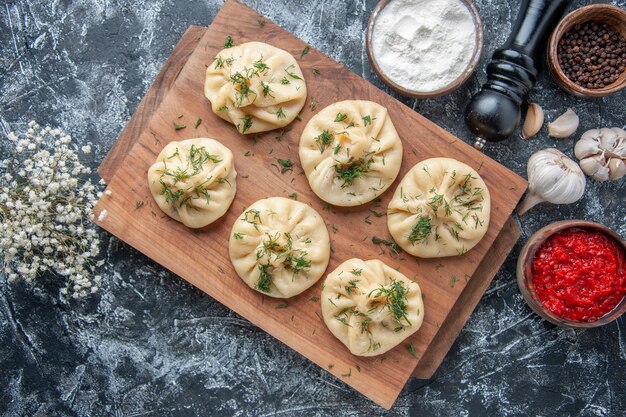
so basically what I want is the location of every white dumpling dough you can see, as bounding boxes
[229,197,330,298]
[147,138,237,228]
[205,41,307,134]
[387,157,490,258]
[299,100,403,206]
[321,258,424,356]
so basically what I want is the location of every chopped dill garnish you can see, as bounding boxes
[362,115,375,126]
[277,158,293,173]
[257,264,272,293]
[407,343,418,358]
[334,112,348,122]
[194,118,202,129]
[334,157,373,188]
[258,18,266,27]
[242,209,262,230]
[345,279,359,294]
[253,57,270,73]
[223,35,234,48]
[135,200,144,209]
[218,104,228,112]
[450,275,457,288]
[261,81,274,98]
[350,268,362,276]
[342,369,352,377]
[280,77,290,85]
[369,209,384,217]
[314,130,333,153]
[276,107,286,119]
[368,280,412,326]
[241,115,253,134]
[276,303,289,309]
[408,217,432,244]
[288,192,297,200]
[233,232,244,240]
[174,123,186,131]
[284,64,303,80]
[371,236,401,254]
[312,67,320,75]
[309,97,317,111]
[300,45,310,58]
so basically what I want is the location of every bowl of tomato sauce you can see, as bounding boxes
[517,220,626,328]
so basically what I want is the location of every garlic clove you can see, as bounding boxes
[579,155,609,182]
[599,127,618,150]
[521,103,544,139]
[548,108,579,138]
[608,158,626,180]
[574,134,601,160]
[580,128,601,142]
[611,127,626,141]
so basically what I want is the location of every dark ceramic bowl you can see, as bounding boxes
[516,220,626,328]
[365,0,484,99]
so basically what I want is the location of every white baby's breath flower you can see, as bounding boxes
[1,122,103,299]
[97,210,108,221]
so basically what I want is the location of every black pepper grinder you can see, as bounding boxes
[465,0,568,149]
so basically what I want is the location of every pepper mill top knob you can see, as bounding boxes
[465,89,521,149]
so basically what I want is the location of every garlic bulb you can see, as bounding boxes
[548,108,579,139]
[516,148,586,215]
[521,103,544,140]
[574,127,626,181]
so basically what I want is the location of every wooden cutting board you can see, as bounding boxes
[94,1,527,409]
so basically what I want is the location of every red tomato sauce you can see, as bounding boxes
[531,228,626,322]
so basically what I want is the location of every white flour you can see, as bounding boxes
[371,0,477,93]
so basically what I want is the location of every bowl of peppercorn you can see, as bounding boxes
[548,4,626,98]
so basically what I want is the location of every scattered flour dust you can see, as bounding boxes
[371,0,477,92]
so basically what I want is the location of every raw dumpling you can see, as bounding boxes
[321,258,424,356]
[229,197,330,298]
[387,157,490,258]
[205,41,307,134]
[299,100,403,206]
[147,138,237,228]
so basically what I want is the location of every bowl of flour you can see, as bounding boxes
[366,0,484,99]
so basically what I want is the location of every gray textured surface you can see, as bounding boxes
[1,0,626,416]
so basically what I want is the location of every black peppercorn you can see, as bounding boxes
[557,21,626,89]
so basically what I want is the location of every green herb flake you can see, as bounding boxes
[276,107,286,119]
[233,232,244,240]
[135,200,144,209]
[300,45,310,58]
[342,368,352,377]
[223,35,234,48]
[277,158,293,174]
[194,118,202,129]
[372,236,401,254]
[241,116,253,134]
[312,67,320,75]
[258,18,266,27]
[362,115,375,127]
[408,217,432,244]
[174,123,186,131]
[257,264,272,293]
[450,275,457,288]
[355,364,361,373]
[288,192,298,200]
[310,296,320,302]
[276,303,289,309]
[314,130,333,153]
[407,343,418,358]
[309,97,317,111]
[332,224,338,234]
[284,64,303,80]
[244,151,252,157]
[335,112,348,123]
